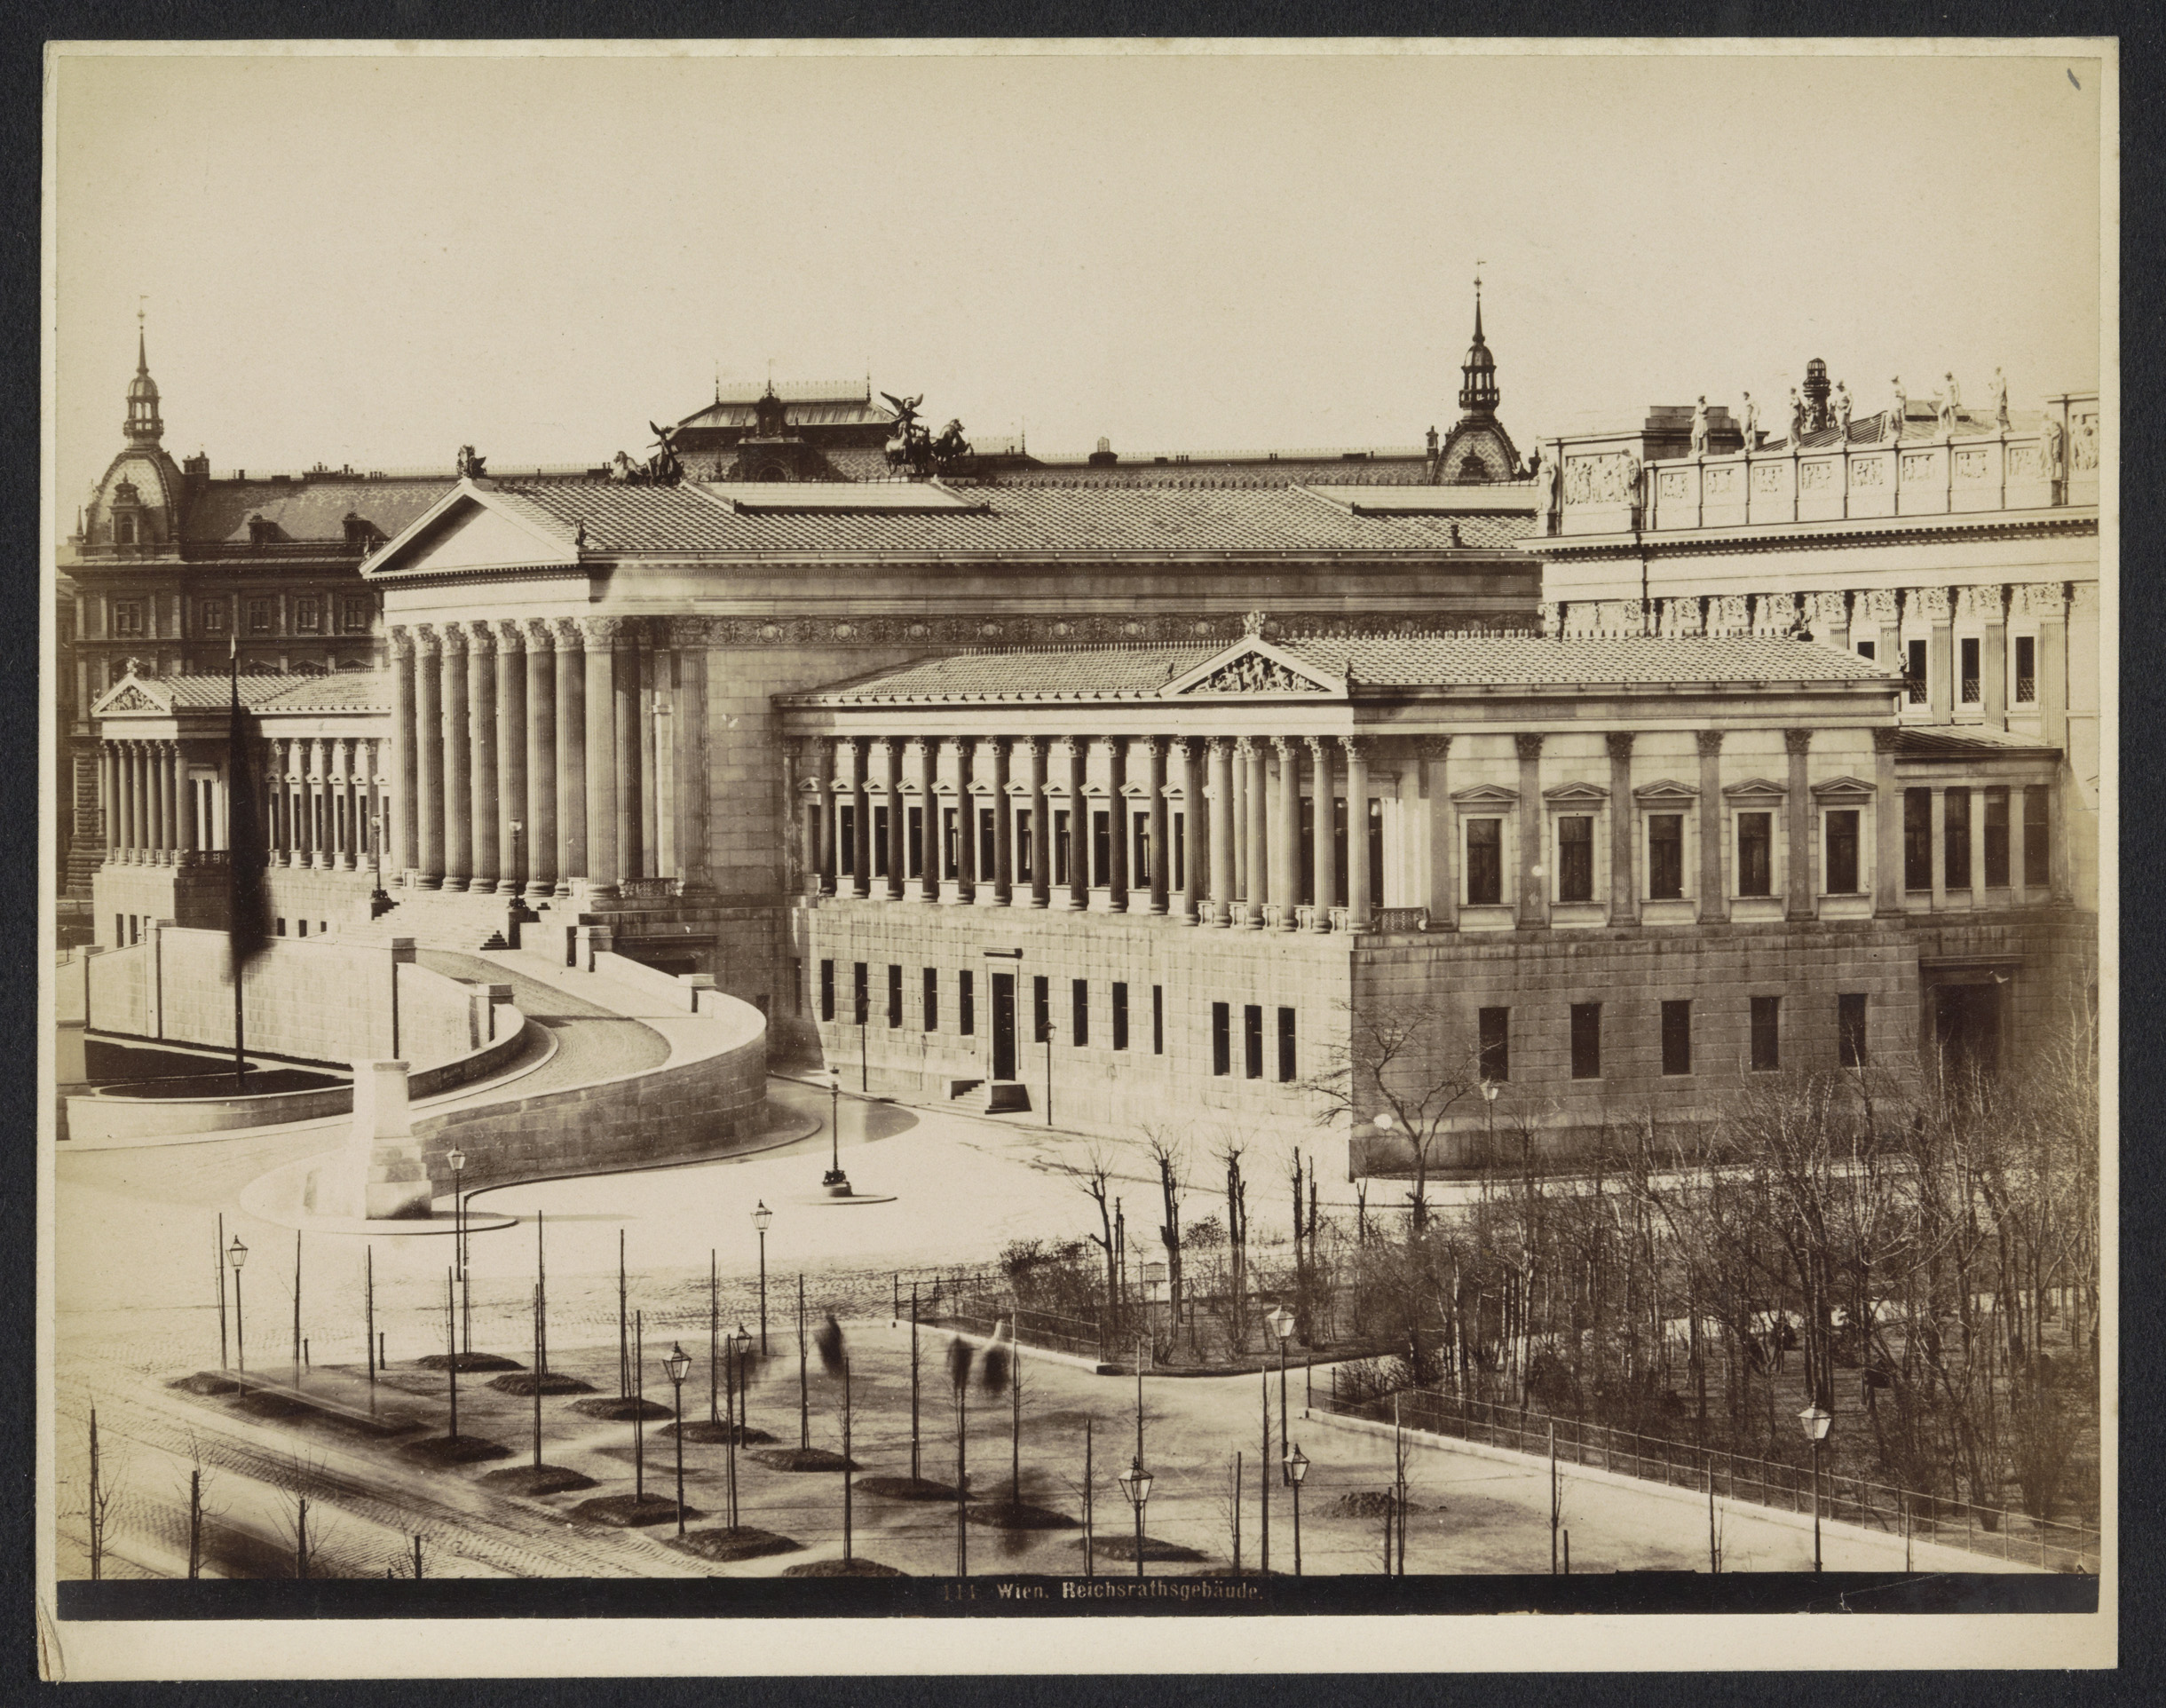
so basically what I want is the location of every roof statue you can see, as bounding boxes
[1991,368,2010,429]
[609,422,684,486]
[455,444,487,479]
[1889,377,1906,443]
[1689,396,1710,456]
[881,391,971,478]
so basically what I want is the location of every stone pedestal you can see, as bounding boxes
[353,1058,432,1220]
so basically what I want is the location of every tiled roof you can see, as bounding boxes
[486,479,1511,557]
[802,635,1898,704]
[976,456,1435,490]
[99,668,391,715]
[1890,725,2059,758]
[184,477,455,547]
[258,672,391,712]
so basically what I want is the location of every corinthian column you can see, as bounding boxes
[1607,731,1636,924]
[581,616,620,896]
[414,628,443,888]
[1206,738,1235,927]
[1343,737,1372,932]
[1307,736,1335,929]
[1064,739,1089,911]
[848,737,873,898]
[494,619,526,893]
[1270,737,1300,929]
[1240,737,1269,926]
[439,624,471,890]
[880,738,905,901]
[1172,739,1201,923]
[523,621,557,899]
[917,739,940,901]
[465,622,500,894]
[390,629,417,882]
[613,622,640,883]
[988,738,1013,905]
[1785,729,1814,920]
[1024,739,1048,907]
[1515,732,1545,929]
[553,619,585,895]
[1144,738,1169,915]
[668,616,714,898]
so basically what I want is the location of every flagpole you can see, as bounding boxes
[229,634,246,1092]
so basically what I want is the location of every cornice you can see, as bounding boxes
[1537,510,2099,561]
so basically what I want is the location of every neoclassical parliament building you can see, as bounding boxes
[61,307,2101,1161]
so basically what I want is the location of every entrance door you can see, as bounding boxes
[992,972,1017,1081]
[1933,982,2003,1078]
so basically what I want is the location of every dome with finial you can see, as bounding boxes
[123,321,163,445]
[1433,278,1519,484]
[1458,289,1500,416]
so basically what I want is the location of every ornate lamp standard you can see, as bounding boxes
[1117,1456,1155,1584]
[227,1236,249,1373]
[821,1065,850,1195]
[447,1148,468,1355]
[728,1323,754,1529]
[1285,1443,1309,1575]
[664,1342,692,1536]
[751,1200,772,1354]
[1268,1303,1296,1477]
[1798,1403,1833,1571]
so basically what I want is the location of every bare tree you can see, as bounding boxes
[1302,999,1486,1231]
[1138,1126,1190,1352]
[1061,1140,1126,1343]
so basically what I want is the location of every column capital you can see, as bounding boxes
[1234,735,1260,761]
[493,617,526,653]
[1784,729,1814,755]
[1305,733,1332,761]
[389,625,417,658]
[412,624,444,659]
[465,620,499,656]
[1855,588,1900,623]
[1909,586,1952,623]
[2015,581,2069,619]
[1340,735,1368,763]
[522,618,557,651]
[1166,736,1196,763]
[1871,726,1903,753]
[1137,734,1166,761]
[435,622,468,657]
[1419,735,1453,761]
[1605,731,1636,762]
[1514,732,1545,762]
[1696,730,1725,756]
[581,615,627,647]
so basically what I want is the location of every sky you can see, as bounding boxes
[50,43,2106,503]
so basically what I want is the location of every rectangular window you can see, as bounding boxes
[2015,635,2036,703]
[1133,811,1151,884]
[1945,787,1972,889]
[886,964,903,1027]
[1960,636,1980,703]
[1173,811,1186,890]
[1091,810,1111,886]
[1212,1002,1231,1076]
[1750,996,1781,1071]
[959,970,975,1036]
[923,967,938,1032]
[1569,1002,1601,1079]
[274,918,285,937]
[295,596,321,634]
[1906,637,1929,703]
[942,808,960,881]
[1737,812,1774,897]
[201,601,228,634]
[1466,818,1503,905]
[1054,811,1071,884]
[1479,1008,1510,1082]
[1016,809,1033,882]
[906,806,923,879]
[979,809,997,882]
[1071,979,1088,1047]
[872,807,889,877]
[1648,814,1685,900]
[1557,816,1595,903]
[1904,788,1933,890]
[1855,638,1875,660]
[1111,982,1129,1051]
[1244,1004,1264,1079]
[1660,1000,1692,1076]
[1033,975,1050,1043]
[297,919,309,937]
[1277,1008,1297,1083]
[249,598,273,634]
[112,600,144,637]
[1984,788,2011,886]
[1838,993,1870,1067]
[1152,985,1165,1055]
[1825,809,1861,895]
[819,960,835,1022]
[851,961,868,1026]
[341,596,369,632]
[2023,786,2050,886]
[838,805,856,877]
[1367,799,1386,908]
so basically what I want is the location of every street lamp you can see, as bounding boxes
[227,1236,249,1373]
[1269,1304,1296,1479]
[751,1200,772,1354]
[1042,1013,1057,1127]
[729,1323,754,1529]
[664,1341,692,1536]
[446,1143,468,1359]
[1798,1403,1832,1572]
[821,1066,850,1193]
[1117,1455,1155,1582]
[1481,1080,1499,1169]
[1285,1443,1310,1576]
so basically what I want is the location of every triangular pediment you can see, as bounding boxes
[1632,779,1701,803]
[1541,780,1611,804]
[360,480,582,578]
[1163,638,1344,700]
[1450,783,1521,807]
[89,678,170,716]
[1810,775,1878,799]
[1721,776,1789,800]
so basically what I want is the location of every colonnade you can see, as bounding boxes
[98,739,201,865]
[99,735,391,868]
[388,616,712,899]
[788,733,1378,932]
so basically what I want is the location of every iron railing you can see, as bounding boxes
[1325,1380,2099,1573]
[1906,676,1931,705]
[2017,676,2037,703]
[1372,906,1429,934]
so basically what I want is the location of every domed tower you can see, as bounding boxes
[1433,281,1522,485]
[75,314,187,550]
[124,323,163,446]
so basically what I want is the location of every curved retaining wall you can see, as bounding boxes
[409,989,771,1198]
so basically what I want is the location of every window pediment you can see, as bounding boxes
[1450,783,1521,808]
[1632,779,1701,803]
[1810,775,1877,800]
[1541,780,1610,805]
[1721,777,1789,801]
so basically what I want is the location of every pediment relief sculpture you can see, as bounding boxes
[1180,649,1332,696]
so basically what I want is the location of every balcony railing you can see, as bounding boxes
[1961,677,1981,703]
[1906,677,1931,705]
[2017,676,2037,703]
[1372,906,1430,934]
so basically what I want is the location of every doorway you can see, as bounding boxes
[992,972,1017,1081]
[1933,981,2003,1078]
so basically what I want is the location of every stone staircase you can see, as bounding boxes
[336,883,562,953]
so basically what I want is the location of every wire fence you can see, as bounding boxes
[1324,1380,2100,1573]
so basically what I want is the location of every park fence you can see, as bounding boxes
[1324,1380,2100,1575]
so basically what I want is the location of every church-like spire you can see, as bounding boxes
[124,303,163,446]
[1457,273,1499,418]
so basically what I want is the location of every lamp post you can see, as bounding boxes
[1043,1013,1056,1127]
[751,1200,772,1354]
[226,1236,249,1373]
[1268,1304,1295,1478]
[1481,1079,1498,1169]
[1117,1456,1154,1583]
[1285,1443,1309,1576]
[447,1148,467,1356]
[821,1066,849,1194]
[664,1341,692,1536]
[1798,1403,1832,1571]
[729,1323,753,1529]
